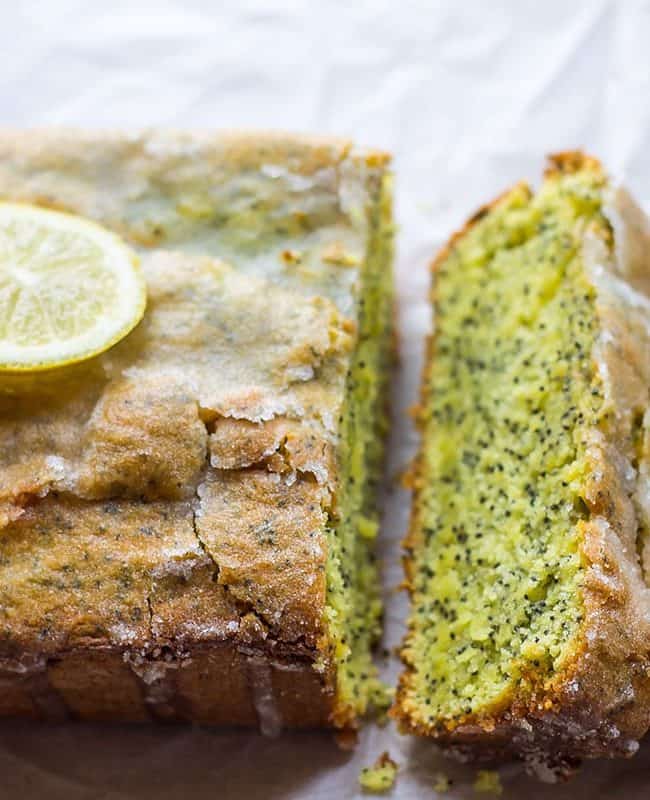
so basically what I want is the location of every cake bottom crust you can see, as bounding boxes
[0,642,334,733]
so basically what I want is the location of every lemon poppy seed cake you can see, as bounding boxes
[394,153,650,774]
[0,130,393,732]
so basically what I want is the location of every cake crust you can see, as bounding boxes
[0,130,392,732]
[394,152,650,777]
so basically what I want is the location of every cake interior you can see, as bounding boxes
[323,173,394,721]
[404,164,609,725]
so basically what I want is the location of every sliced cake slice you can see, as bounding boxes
[394,152,650,775]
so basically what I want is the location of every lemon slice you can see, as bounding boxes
[0,203,146,371]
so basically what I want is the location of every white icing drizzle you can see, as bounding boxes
[586,189,650,604]
[246,656,283,738]
[125,648,192,720]
[125,650,176,685]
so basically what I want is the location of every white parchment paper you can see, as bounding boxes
[2,1,650,796]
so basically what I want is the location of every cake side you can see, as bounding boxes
[0,130,394,732]
[0,254,344,728]
[393,152,650,775]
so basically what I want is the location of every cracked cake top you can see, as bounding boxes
[0,129,390,665]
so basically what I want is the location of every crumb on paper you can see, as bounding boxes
[321,241,360,266]
[359,751,398,793]
[473,769,502,795]
[280,248,302,264]
[370,680,394,726]
[432,771,451,793]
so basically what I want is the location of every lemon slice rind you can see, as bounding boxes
[0,203,146,372]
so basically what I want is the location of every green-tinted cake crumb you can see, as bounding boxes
[473,770,502,796]
[432,771,451,793]
[324,172,394,722]
[359,752,399,793]
[371,681,395,725]
[407,162,609,723]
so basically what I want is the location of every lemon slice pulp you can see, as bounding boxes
[0,203,146,371]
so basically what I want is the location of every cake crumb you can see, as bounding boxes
[369,680,394,725]
[473,769,502,795]
[432,771,451,793]
[359,751,398,793]
[322,242,360,267]
[280,248,302,264]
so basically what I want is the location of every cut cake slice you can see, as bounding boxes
[394,152,650,776]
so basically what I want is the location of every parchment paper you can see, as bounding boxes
[2,1,650,796]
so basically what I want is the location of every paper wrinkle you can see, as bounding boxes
[2,1,650,798]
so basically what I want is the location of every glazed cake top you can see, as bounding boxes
[0,130,390,659]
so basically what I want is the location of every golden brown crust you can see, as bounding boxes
[0,129,392,733]
[394,152,650,776]
[3,645,333,728]
[0,494,335,727]
[544,149,603,179]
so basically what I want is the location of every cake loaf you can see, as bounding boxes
[0,130,393,734]
[394,152,650,776]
